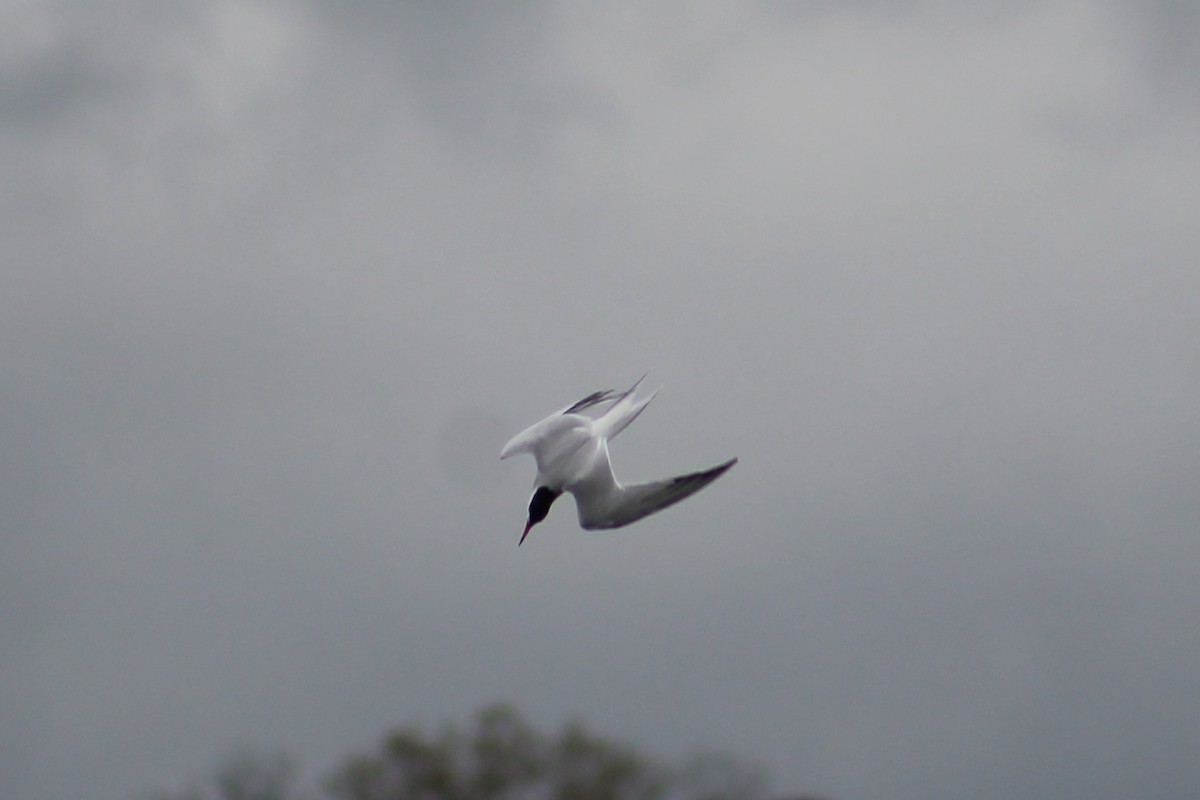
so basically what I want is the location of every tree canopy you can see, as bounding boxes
[140,704,813,800]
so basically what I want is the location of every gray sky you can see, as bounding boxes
[3,2,1199,799]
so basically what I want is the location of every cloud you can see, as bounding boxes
[1124,0,1200,104]
[2,3,1198,800]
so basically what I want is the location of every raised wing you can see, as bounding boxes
[500,412,593,475]
[560,374,652,420]
[502,385,624,463]
[560,389,619,416]
[593,374,657,441]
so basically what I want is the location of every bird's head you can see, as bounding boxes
[520,486,561,545]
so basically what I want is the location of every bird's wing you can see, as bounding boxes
[593,374,657,441]
[559,389,619,416]
[500,412,594,477]
[571,457,737,530]
[501,374,655,476]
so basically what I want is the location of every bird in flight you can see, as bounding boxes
[500,376,737,545]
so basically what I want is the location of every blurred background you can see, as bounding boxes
[2,2,1198,799]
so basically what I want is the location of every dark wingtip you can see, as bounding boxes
[671,457,738,487]
[710,457,738,476]
[562,389,616,415]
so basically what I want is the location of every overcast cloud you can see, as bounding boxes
[2,2,1198,799]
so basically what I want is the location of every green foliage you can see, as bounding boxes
[547,722,664,800]
[327,705,666,800]
[470,704,544,796]
[142,704,788,800]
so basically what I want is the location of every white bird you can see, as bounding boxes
[500,376,737,545]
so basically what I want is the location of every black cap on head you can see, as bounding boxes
[520,486,561,545]
[528,486,559,524]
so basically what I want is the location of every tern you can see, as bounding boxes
[500,376,737,545]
